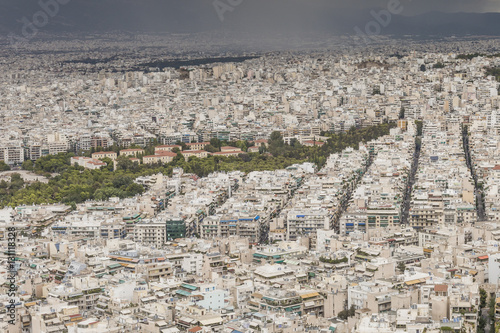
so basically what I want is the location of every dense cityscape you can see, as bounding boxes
[1,7,500,332]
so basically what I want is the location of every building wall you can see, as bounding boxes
[430,296,449,321]
[182,253,204,275]
[489,253,500,285]
[196,287,225,310]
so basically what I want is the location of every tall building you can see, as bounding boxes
[0,144,25,165]
[166,218,186,240]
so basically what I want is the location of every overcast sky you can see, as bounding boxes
[306,0,500,14]
[5,0,500,16]
[2,0,500,36]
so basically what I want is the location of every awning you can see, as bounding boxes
[181,283,197,291]
[300,292,319,299]
[405,278,426,285]
[178,317,196,325]
[478,255,489,260]
[155,320,167,327]
[176,289,191,296]
[199,316,223,326]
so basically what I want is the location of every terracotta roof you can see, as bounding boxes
[186,142,209,145]
[434,284,448,292]
[181,150,207,154]
[92,151,116,155]
[156,145,181,148]
[156,151,177,157]
[211,151,243,155]
[303,140,325,145]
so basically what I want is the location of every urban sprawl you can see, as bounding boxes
[1,35,500,333]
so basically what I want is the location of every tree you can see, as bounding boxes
[173,152,184,164]
[478,316,486,333]
[125,183,144,196]
[337,309,349,320]
[238,153,251,162]
[399,107,405,119]
[486,67,500,82]
[235,140,248,152]
[22,160,34,171]
[210,138,222,149]
[204,144,219,153]
[397,262,406,272]
[489,295,496,323]
[175,141,187,151]
[116,156,137,172]
[415,120,423,136]
[0,161,11,171]
[348,305,356,317]
[338,305,356,320]
[112,175,133,189]
[269,131,283,144]
[100,157,114,171]
[9,173,25,190]
[480,288,487,309]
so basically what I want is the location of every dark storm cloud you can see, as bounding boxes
[298,0,500,14]
[1,0,499,36]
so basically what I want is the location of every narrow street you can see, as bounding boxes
[401,135,422,224]
[462,125,486,221]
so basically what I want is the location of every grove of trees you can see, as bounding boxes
[0,123,395,208]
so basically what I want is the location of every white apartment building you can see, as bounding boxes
[0,144,24,165]
[287,209,329,241]
[134,220,166,248]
